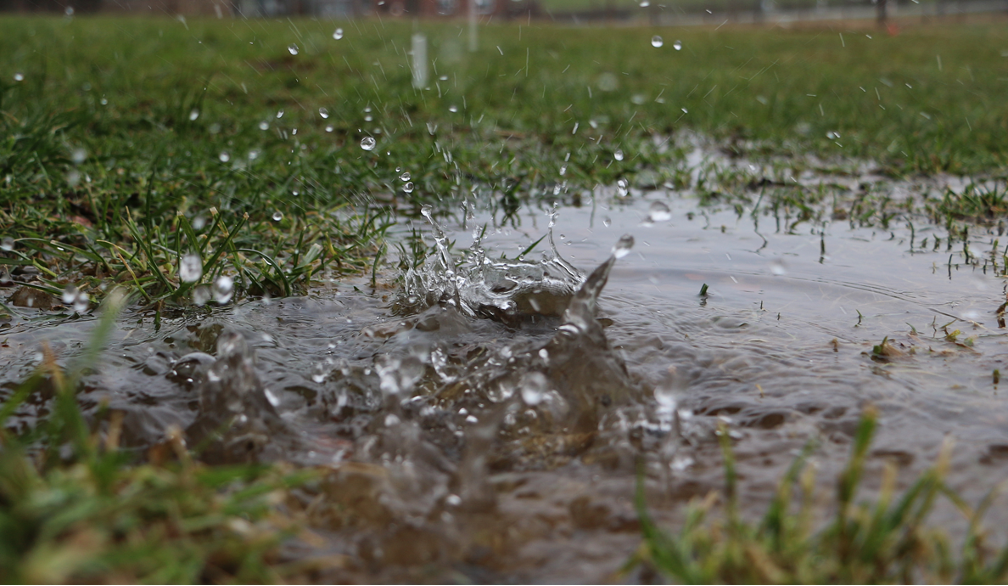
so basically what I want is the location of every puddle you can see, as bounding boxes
[3,149,1008,581]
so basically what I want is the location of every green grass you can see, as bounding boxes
[631,408,1008,584]
[1,16,1007,306]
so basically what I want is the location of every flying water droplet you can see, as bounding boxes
[617,178,629,197]
[360,136,376,151]
[213,275,234,304]
[449,105,458,113]
[325,125,333,132]
[400,171,411,182]
[646,201,672,223]
[264,389,281,407]
[179,253,202,282]
[62,284,79,305]
[192,285,211,306]
[13,72,24,82]
[651,35,664,48]
[276,109,284,119]
[403,182,414,193]
[72,291,89,313]
[612,234,635,259]
[319,107,329,119]
[614,149,624,161]
[520,371,548,406]
[673,40,682,50]
[272,211,283,221]
[71,148,86,165]
[287,44,299,55]
[0,237,13,251]
[189,109,199,121]
[259,121,269,131]
[218,151,230,163]
[333,28,344,40]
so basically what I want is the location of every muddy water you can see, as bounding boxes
[3,175,1008,581]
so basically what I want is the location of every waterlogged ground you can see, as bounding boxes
[3,141,1008,581]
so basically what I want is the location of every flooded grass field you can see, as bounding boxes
[2,16,1008,583]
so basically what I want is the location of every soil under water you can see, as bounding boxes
[3,147,1008,582]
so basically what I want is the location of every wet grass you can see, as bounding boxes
[1,16,1008,306]
[632,408,1008,584]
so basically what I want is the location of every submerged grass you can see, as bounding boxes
[631,408,1008,584]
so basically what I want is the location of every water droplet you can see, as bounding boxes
[360,136,376,151]
[647,201,672,223]
[826,130,841,139]
[640,0,649,5]
[13,73,24,82]
[72,291,89,313]
[399,171,411,182]
[259,121,269,131]
[612,234,635,258]
[64,5,74,15]
[213,275,234,304]
[332,27,344,40]
[0,237,13,251]
[179,253,202,282]
[651,35,664,48]
[673,40,682,51]
[192,285,211,306]
[426,121,438,135]
[449,105,458,113]
[325,125,333,133]
[192,215,207,231]
[71,148,86,165]
[614,148,624,161]
[364,115,372,122]
[287,44,299,55]
[189,108,199,121]
[264,389,281,407]
[319,107,329,119]
[276,109,284,119]
[520,371,547,406]
[62,284,79,305]
[247,149,260,161]
[770,259,787,275]
[218,151,230,163]
[403,182,414,194]
[617,178,629,197]
[272,211,283,222]
[602,217,612,227]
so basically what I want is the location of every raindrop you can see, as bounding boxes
[192,285,211,306]
[319,107,329,119]
[64,6,73,15]
[449,105,458,113]
[651,35,664,48]
[770,259,787,275]
[213,275,234,304]
[673,40,682,51]
[62,284,79,305]
[287,44,299,55]
[403,182,414,193]
[189,109,199,121]
[179,253,202,282]
[617,178,629,197]
[333,28,344,40]
[259,121,269,131]
[264,389,281,407]
[826,131,841,139]
[71,148,86,165]
[276,109,284,119]
[640,0,649,5]
[272,211,284,222]
[218,151,230,163]
[247,149,260,161]
[0,237,13,251]
[192,215,207,231]
[364,115,373,122]
[72,292,89,313]
[647,201,672,223]
[520,371,548,406]
[360,136,376,151]
[612,234,635,259]
[13,73,24,82]
[325,125,333,133]
[614,149,624,161]
[399,171,411,182]
[602,217,612,227]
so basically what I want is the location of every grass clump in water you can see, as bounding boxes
[631,407,1008,584]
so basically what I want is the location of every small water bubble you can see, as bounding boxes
[612,234,635,259]
[651,35,664,48]
[403,182,414,193]
[287,44,299,55]
[213,275,234,304]
[272,211,283,221]
[673,40,682,50]
[259,121,269,131]
[192,285,211,306]
[62,284,79,305]
[448,105,458,113]
[319,107,329,119]
[617,178,629,197]
[325,125,333,132]
[333,28,344,40]
[72,292,89,313]
[276,109,284,119]
[399,171,411,182]
[360,136,376,151]
[647,201,672,223]
[179,253,202,282]
[614,148,624,161]
[218,151,230,163]
[100,97,107,105]
[520,371,547,406]
[0,237,13,251]
[189,108,199,121]
[602,217,612,227]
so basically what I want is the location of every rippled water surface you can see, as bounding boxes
[3,173,1008,581]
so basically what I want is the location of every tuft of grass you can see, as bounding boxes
[631,407,1008,584]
